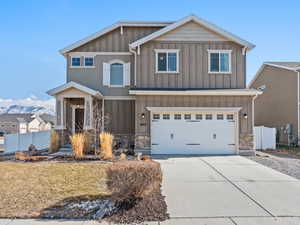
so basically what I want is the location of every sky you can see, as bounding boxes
[0,0,299,100]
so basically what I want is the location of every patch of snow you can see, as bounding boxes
[0,97,55,115]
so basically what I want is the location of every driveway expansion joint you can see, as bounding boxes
[199,158,276,217]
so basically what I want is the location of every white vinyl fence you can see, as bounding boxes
[254,126,276,150]
[4,130,51,153]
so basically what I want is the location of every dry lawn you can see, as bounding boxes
[0,161,109,218]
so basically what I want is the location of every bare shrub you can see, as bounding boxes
[106,160,162,199]
[70,133,86,159]
[100,132,114,160]
[49,130,60,153]
[83,131,92,154]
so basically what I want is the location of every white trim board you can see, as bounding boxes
[146,107,242,113]
[129,14,255,51]
[47,81,103,98]
[129,89,262,96]
[69,52,132,57]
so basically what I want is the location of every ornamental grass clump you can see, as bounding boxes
[100,132,114,160]
[70,133,86,159]
[49,130,60,153]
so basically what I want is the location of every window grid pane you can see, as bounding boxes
[163,114,170,120]
[174,114,181,120]
[210,53,219,72]
[206,114,213,120]
[196,114,203,120]
[85,57,94,66]
[217,114,224,120]
[72,57,80,66]
[227,114,234,120]
[220,53,229,72]
[110,63,123,85]
[168,53,177,71]
[153,114,160,120]
[158,53,167,71]
[184,114,191,120]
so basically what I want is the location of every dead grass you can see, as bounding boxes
[0,161,108,218]
[100,132,114,160]
[49,130,60,153]
[70,133,86,159]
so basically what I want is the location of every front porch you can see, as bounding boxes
[47,82,104,146]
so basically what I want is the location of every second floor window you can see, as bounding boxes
[71,57,81,67]
[84,57,94,66]
[208,50,231,73]
[110,63,124,86]
[155,50,179,73]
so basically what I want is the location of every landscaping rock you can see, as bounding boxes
[42,199,116,219]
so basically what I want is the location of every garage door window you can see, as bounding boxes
[184,114,191,120]
[174,114,181,120]
[227,114,234,120]
[217,114,224,120]
[153,114,160,120]
[196,114,203,120]
[206,114,213,120]
[163,114,170,120]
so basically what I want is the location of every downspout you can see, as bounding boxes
[129,47,137,86]
[297,71,300,145]
[252,94,259,151]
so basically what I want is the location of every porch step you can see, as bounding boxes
[59,147,72,153]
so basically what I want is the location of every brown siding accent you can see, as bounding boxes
[135,95,253,137]
[136,41,245,89]
[104,100,135,135]
[250,66,298,142]
[72,27,161,52]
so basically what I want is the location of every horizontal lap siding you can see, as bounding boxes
[137,41,245,89]
[104,100,135,135]
[135,95,253,136]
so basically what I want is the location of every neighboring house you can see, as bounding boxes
[249,62,300,144]
[0,113,54,134]
[28,114,54,133]
[47,14,261,155]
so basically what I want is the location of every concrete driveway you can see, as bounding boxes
[155,155,300,225]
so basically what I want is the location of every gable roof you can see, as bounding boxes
[248,62,300,88]
[129,15,255,50]
[47,81,103,97]
[59,21,172,55]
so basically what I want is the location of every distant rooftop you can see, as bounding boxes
[265,62,300,69]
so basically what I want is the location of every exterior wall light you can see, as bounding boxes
[243,113,248,119]
[141,113,145,119]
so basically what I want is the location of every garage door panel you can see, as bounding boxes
[151,112,237,155]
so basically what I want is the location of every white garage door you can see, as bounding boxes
[151,111,237,154]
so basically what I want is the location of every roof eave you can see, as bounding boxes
[129,15,255,51]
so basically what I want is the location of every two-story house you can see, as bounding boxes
[47,15,261,155]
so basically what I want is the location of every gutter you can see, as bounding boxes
[129,47,137,86]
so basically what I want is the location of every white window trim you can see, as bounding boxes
[70,56,95,68]
[83,56,95,68]
[108,59,126,87]
[207,50,232,74]
[70,56,81,68]
[155,49,180,73]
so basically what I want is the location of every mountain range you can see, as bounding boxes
[0,97,55,115]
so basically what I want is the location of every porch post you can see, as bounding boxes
[55,96,65,129]
[84,96,93,130]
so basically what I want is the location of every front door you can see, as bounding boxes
[75,108,84,134]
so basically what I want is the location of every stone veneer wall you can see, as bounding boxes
[239,133,254,150]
